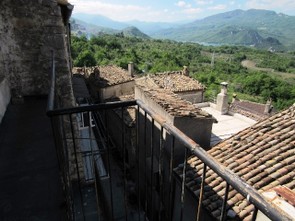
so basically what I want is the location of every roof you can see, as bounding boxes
[150,72,204,92]
[105,95,136,127]
[99,65,134,87]
[230,100,272,121]
[200,105,256,146]
[174,104,295,220]
[73,65,134,88]
[136,77,212,119]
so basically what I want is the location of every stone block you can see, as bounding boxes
[0,78,11,123]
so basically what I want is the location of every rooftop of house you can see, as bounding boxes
[200,104,257,146]
[175,103,295,220]
[136,77,213,119]
[73,65,134,88]
[99,65,134,87]
[150,72,204,92]
[230,99,273,121]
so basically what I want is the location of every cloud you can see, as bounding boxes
[208,4,227,10]
[183,7,203,14]
[175,1,192,8]
[71,0,159,21]
[195,0,213,5]
[176,1,186,7]
[71,0,196,22]
[245,0,295,13]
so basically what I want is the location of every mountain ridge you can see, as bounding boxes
[152,9,295,50]
[72,9,295,50]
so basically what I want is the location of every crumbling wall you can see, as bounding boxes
[0,0,74,107]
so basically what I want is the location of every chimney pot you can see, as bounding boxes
[128,62,134,77]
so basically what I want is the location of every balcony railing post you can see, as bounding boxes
[121,107,128,221]
[196,164,207,221]
[180,148,188,221]
[169,136,175,221]
[150,118,155,221]
[220,182,230,221]
[105,113,114,221]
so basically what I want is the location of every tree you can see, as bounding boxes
[74,50,96,67]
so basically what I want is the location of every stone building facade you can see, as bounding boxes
[0,0,84,185]
[0,0,74,108]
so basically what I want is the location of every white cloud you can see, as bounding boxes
[195,0,213,5]
[208,4,227,10]
[245,0,295,13]
[71,0,166,21]
[70,0,197,22]
[175,1,192,8]
[176,1,186,7]
[184,7,203,14]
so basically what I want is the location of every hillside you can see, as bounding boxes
[122,26,150,39]
[70,19,150,39]
[70,18,119,36]
[71,35,295,110]
[152,9,295,50]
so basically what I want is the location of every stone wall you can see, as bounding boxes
[0,0,74,108]
[0,78,11,123]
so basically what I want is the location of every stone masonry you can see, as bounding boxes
[0,0,84,181]
[0,0,74,108]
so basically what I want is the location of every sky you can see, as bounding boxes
[70,0,295,22]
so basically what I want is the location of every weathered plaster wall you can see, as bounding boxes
[176,90,204,104]
[100,81,135,101]
[0,0,74,108]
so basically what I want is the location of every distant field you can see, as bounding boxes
[241,60,295,83]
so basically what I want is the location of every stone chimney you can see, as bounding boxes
[128,62,134,77]
[216,82,229,114]
[182,66,189,76]
[232,93,239,103]
[264,98,273,114]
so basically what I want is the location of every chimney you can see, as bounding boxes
[216,82,229,114]
[232,93,239,103]
[264,98,273,114]
[182,66,189,76]
[128,62,134,77]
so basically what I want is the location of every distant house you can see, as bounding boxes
[86,65,135,101]
[173,103,295,221]
[150,71,205,104]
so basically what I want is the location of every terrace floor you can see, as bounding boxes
[201,106,257,146]
[0,97,66,220]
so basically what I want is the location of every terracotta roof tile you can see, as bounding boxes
[175,104,295,220]
[74,65,134,87]
[150,72,204,92]
[99,65,133,87]
[136,77,213,119]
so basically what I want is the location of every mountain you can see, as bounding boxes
[73,13,128,30]
[70,18,150,39]
[125,20,183,34]
[121,26,150,39]
[71,18,119,36]
[152,9,295,50]
[72,13,180,34]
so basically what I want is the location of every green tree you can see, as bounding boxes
[74,50,96,67]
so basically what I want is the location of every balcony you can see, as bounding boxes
[46,55,292,221]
